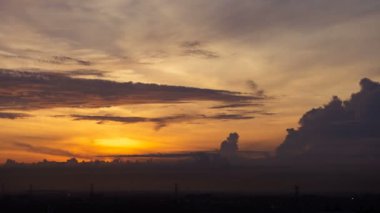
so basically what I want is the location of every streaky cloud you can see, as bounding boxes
[180,40,220,59]
[70,112,255,130]
[210,103,264,109]
[0,69,262,110]
[0,112,31,119]
[13,142,79,158]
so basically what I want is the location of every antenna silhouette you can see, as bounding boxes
[294,185,300,199]
[1,183,4,197]
[28,184,34,197]
[90,183,94,198]
[174,183,179,202]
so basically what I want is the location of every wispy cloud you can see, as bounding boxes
[13,142,78,158]
[71,112,256,130]
[210,103,263,109]
[180,40,220,59]
[1,53,92,66]
[0,112,31,119]
[64,69,109,78]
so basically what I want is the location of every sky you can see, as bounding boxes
[1,0,380,162]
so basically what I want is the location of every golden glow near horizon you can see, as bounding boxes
[0,0,380,162]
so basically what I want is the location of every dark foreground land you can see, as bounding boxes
[1,162,380,212]
[1,192,380,213]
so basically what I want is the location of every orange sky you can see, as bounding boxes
[0,0,380,162]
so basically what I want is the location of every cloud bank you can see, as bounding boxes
[0,69,261,110]
[277,78,380,161]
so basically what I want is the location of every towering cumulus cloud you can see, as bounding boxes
[220,132,239,158]
[277,78,380,162]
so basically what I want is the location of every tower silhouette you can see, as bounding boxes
[294,185,300,199]
[90,183,94,198]
[28,184,34,198]
[1,183,4,197]
[174,183,179,201]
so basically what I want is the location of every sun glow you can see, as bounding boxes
[95,137,142,148]
[93,137,159,155]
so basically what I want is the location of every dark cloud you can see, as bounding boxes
[64,69,108,77]
[181,41,202,48]
[210,103,263,109]
[0,69,259,110]
[148,115,201,130]
[0,112,31,119]
[13,142,77,158]
[247,80,266,97]
[1,53,92,66]
[71,112,255,130]
[208,113,254,120]
[71,114,201,130]
[277,78,380,161]
[246,80,259,91]
[210,81,269,109]
[180,41,220,59]
[71,114,182,130]
[220,132,239,157]
[226,110,276,116]
[7,68,108,78]
[72,115,148,124]
[253,111,275,116]
[42,56,92,66]
[182,49,219,59]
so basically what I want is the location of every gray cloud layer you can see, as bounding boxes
[0,69,261,110]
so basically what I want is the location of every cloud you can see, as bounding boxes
[0,69,260,110]
[0,0,379,101]
[148,114,202,130]
[71,114,203,130]
[246,80,259,91]
[246,80,266,97]
[6,68,108,78]
[276,78,380,161]
[40,56,92,66]
[209,81,270,109]
[0,112,31,119]
[220,132,239,157]
[181,41,202,49]
[225,110,276,116]
[64,69,109,78]
[13,142,78,158]
[1,53,92,66]
[72,115,148,124]
[49,56,92,66]
[71,112,255,130]
[210,103,263,109]
[182,49,220,59]
[180,40,220,59]
[208,113,254,120]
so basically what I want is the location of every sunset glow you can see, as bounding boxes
[0,0,379,163]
